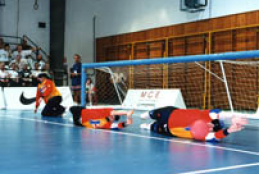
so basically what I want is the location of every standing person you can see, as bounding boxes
[70,54,82,104]
[140,106,248,142]
[70,106,133,129]
[35,73,65,117]
[86,78,96,105]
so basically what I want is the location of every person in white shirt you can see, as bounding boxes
[31,62,42,86]
[12,45,33,60]
[4,44,12,61]
[19,64,32,86]
[36,54,46,70]
[8,63,20,86]
[10,55,28,70]
[0,49,8,62]
[0,63,9,87]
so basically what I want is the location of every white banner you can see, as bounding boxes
[0,87,73,110]
[122,89,186,110]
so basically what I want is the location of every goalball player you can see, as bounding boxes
[70,106,133,130]
[34,73,65,116]
[140,106,248,142]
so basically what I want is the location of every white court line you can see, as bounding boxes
[4,114,259,157]
[177,162,259,174]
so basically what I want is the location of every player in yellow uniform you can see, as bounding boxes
[35,73,65,116]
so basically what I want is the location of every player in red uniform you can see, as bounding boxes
[70,106,133,130]
[140,106,248,142]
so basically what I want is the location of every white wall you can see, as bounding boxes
[0,0,49,53]
[94,0,210,38]
[211,0,259,18]
[3,0,259,66]
[65,0,259,65]
[65,0,96,67]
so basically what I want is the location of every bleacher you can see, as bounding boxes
[0,35,66,87]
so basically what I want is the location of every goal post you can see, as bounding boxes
[81,50,259,118]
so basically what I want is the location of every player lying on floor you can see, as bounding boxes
[70,106,133,129]
[140,106,248,142]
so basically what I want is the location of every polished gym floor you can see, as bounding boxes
[1,109,259,174]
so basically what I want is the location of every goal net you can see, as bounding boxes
[81,51,259,119]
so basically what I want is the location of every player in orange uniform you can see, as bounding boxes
[35,73,65,116]
[140,106,248,142]
[70,106,133,129]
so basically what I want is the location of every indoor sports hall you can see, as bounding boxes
[2,0,259,174]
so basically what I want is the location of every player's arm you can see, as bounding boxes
[110,110,134,125]
[110,110,133,117]
[205,122,246,142]
[35,87,42,113]
[209,109,248,131]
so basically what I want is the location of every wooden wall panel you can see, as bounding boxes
[168,35,206,108]
[235,28,257,51]
[149,41,165,88]
[210,15,237,31]
[168,38,186,56]
[212,31,233,53]
[106,46,118,61]
[118,45,132,60]
[95,10,259,110]
[133,43,149,88]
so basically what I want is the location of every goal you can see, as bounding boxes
[81,50,259,117]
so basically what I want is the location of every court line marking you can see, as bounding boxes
[177,162,259,174]
[4,114,259,157]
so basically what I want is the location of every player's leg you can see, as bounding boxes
[69,106,84,126]
[41,102,53,116]
[72,87,80,104]
[140,121,171,135]
[41,96,64,116]
[141,106,177,124]
[52,96,66,115]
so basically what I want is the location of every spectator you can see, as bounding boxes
[70,54,82,104]
[21,37,32,50]
[31,62,41,86]
[0,44,10,63]
[0,62,9,87]
[42,62,53,78]
[36,54,45,70]
[86,78,96,105]
[10,55,28,70]
[4,44,12,60]
[19,64,32,87]
[0,48,7,62]
[12,45,33,60]
[25,55,36,69]
[8,63,20,87]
